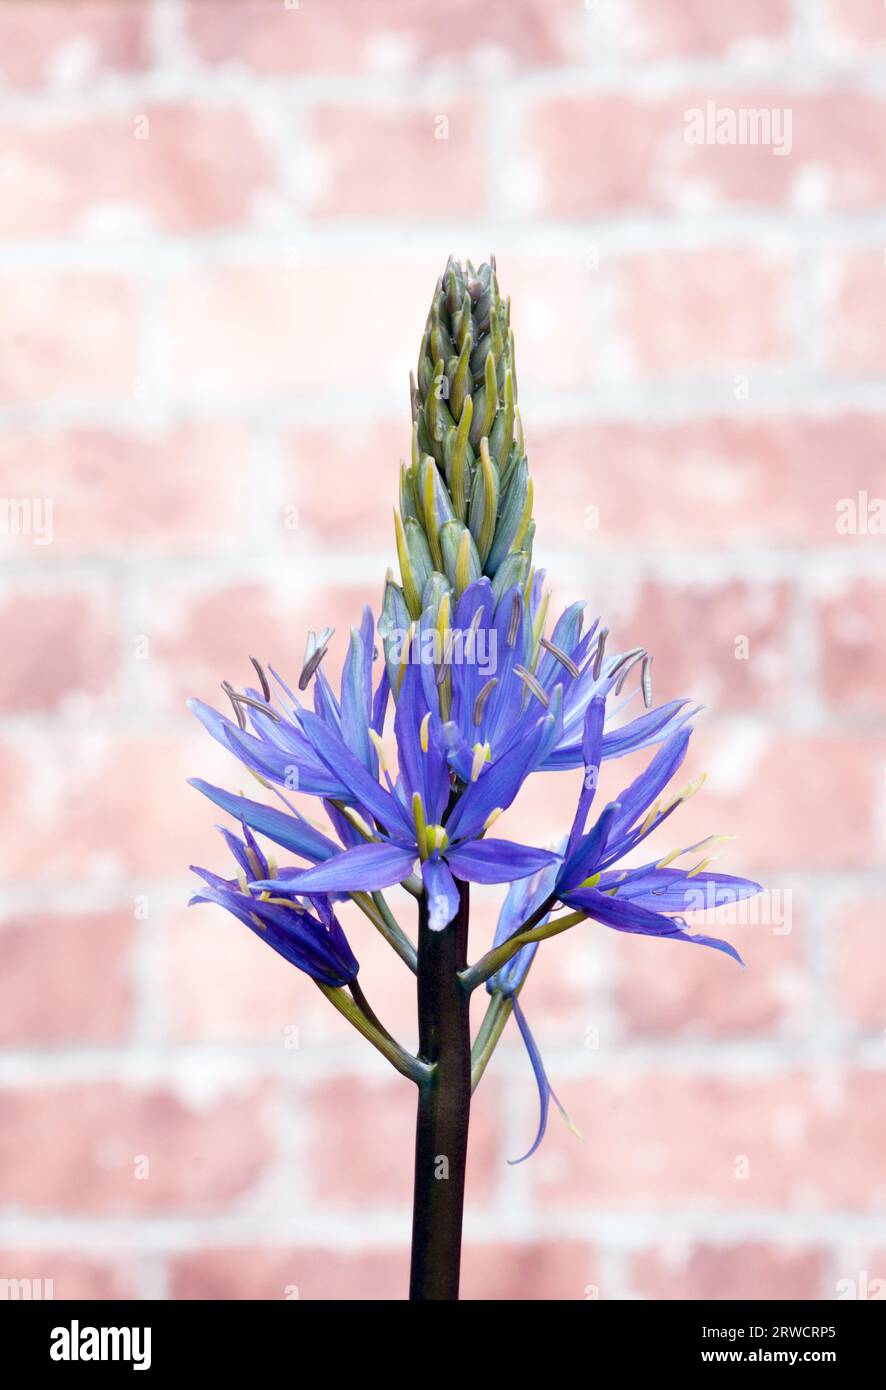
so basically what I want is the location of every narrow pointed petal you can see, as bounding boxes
[564,886,744,965]
[256,840,416,895]
[507,998,575,1165]
[188,780,338,863]
[446,838,558,885]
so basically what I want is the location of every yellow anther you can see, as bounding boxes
[341,805,376,841]
[469,742,489,782]
[420,712,431,753]
[483,807,503,832]
[655,846,685,870]
[687,855,717,880]
[236,868,249,894]
[368,727,387,774]
[579,872,602,889]
[638,801,661,836]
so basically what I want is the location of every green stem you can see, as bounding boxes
[350,890,417,971]
[409,881,471,1301]
[461,907,586,992]
[317,982,427,1085]
[470,992,512,1093]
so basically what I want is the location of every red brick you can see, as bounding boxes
[0,910,133,1045]
[531,414,886,552]
[527,96,678,217]
[0,108,276,239]
[616,249,791,376]
[0,1250,136,1300]
[169,1238,594,1300]
[161,259,432,403]
[0,273,137,404]
[818,579,886,715]
[0,731,226,883]
[170,1244,408,1300]
[283,419,405,547]
[502,255,598,391]
[828,250,886,375]
[822,0,886,54]
[0,1,149,88]
[159,902,328,1045]
[163,881,421,1046]
[657,731,885,874]
[184,0,577,75]
[529,93,886,215]
[0,586,118,714]
[0,424,253,555]
[309,105,484,219]
[0,1081,275,1213]
[534,1070,886,1210]
[632,1242,827,1300]
[833,897,886,1034]
[615,908,809,1040]
[629,0,791,58]
[611,580,791,712]
[147,579,369,715]
[307,1073,500,1209]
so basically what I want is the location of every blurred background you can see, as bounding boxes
[1,0,885,1301]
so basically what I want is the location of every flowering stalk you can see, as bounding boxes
[410,881,471,1300]
[186,256,762,1302]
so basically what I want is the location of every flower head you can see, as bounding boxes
[190,823,358,987]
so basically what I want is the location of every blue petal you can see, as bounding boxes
[340,622,373,770]
[507,997,574,1164]
[299,709,415,838]
[446,718,546,842]
[191,882,358,985]
[600,699,698,760]
[598,867,763,912]
[565,697,605,859]
[607,728,691,842]
[188,780,338,863]
[563,886,744,965]
[421,854,461,931]
[256,839,416,894]
[446,839,558,885]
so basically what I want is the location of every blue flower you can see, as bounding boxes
[551,699,762,962]
[249,658,558,931]
[424,575,698,782]
[189,823,358,987]
[188,586,697,833]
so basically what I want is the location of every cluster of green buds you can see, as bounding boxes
[381,258,536,698]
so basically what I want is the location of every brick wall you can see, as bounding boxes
[0,0,884,1301]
